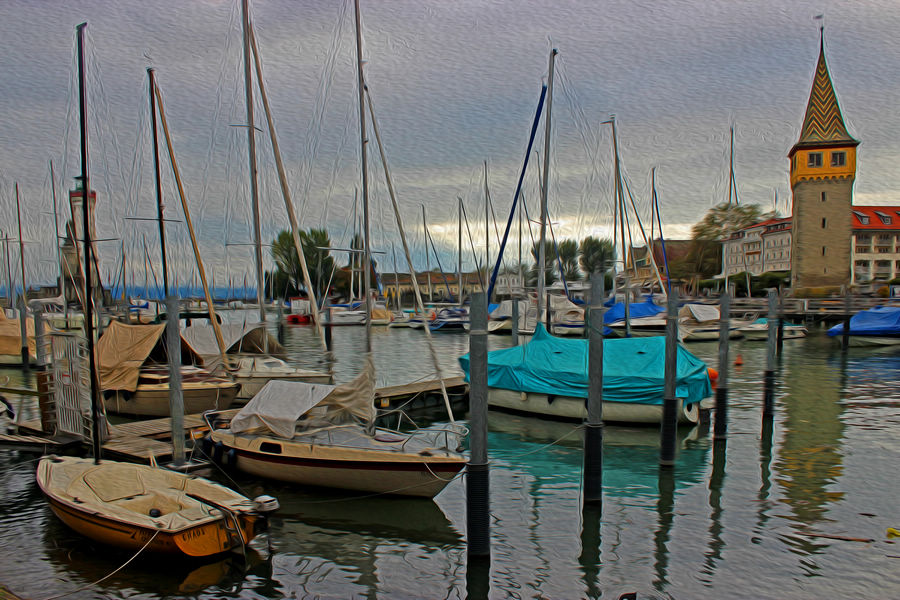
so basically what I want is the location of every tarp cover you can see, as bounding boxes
[603,297,665,324]
[181,323,285,361]
[459,324,711,405]
[679,303,720,323]
[827,306,900,337]
[231,355,376,438]
[0,310,34,357]
[96,321,165,391]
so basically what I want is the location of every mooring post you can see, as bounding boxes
[165,294,185,467]
[841,293,851,351]
[583,273,604,505]
[714,290,730,441]
[18,294,29,370]
[276,295,285,344]
[511,297,519,346]
[545,292,552,330]
[467,291,490,558]
[763,289,777,420]
[324,298,333,352]
[660,290,678,466]
[33,305,47,370]
[776,289,784,355]
[624,275,631,338]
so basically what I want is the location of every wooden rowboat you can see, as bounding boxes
[36,455,275,558]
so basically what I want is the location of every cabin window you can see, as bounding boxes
[260,442,282,454]
[831,151,846,167]
[822,218,827,228]
[808,152,823,167]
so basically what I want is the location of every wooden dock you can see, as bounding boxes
[11,377,468,464]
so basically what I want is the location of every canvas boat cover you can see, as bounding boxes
[459,324,711,405]
[0,310,34,357]
[231,355,376,438]
[489,300,529,321]
[603,297,665,324]
[679,303,720,323]
[181,323,285,362]
[827,306,900,337]
[97,321,166,391]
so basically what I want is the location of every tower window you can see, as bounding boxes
[821,191,827,202]
[822,246,827,256]
[831,151,846,167]
[822,218,827,228]
[808,152,823,167]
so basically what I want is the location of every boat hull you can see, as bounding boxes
[104,381,239,417]
[37,457,263,558]
[740,326,807,341]
[488,387,701,424]
[211,431,466,498]
[845,335,900,347]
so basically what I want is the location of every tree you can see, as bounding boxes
[578,236,615,277]
[557,239,580,281]
[528,241,558,286]
[684,203,769,280]
[270,228,334,300]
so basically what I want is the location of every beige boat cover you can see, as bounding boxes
[230,354,376,438]
[97,321,166,391]
[371,307,393,322]
[37,455,254,532]
[679,303,720,324]
[0,310,35,357]
[181,323,285,363]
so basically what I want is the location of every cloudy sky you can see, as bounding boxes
[1,0,898,292]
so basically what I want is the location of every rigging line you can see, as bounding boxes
[459,198,483,287]
[547,218,571,299]
[426,227,455,302]
[622,170,665,293]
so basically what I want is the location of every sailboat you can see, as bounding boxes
[39,23,275,561]
[205,0,466,499]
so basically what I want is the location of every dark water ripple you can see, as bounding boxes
[2,312,900,598]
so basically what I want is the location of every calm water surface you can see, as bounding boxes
[1,313,899,599]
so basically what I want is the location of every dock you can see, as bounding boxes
[9,377,468,464]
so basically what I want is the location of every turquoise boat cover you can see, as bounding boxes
[827,306,900,337]
[459,324,712,405]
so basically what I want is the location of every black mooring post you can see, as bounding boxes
[763,289,777,419]
[511,297,519,346]
[660,290,678,466]
[714,291,730,442]
[776,290,784,354]
[467,292,490,559]
[583,273,604,505]
[841,293,851,351]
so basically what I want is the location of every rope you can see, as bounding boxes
[41,529,160,600]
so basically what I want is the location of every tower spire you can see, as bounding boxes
[793,29,856,150]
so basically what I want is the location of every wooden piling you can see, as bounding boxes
[714,291,730,441]
[583,273,604,505]
[33,307,47,370]
[466,292,490,558]
[841,293,851,351]
[511,297,519,346]
[763,289,777,419]
[18,295,28,370]
[165,295,185,466]
[660,290,678,466]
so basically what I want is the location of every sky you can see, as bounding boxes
[0,0,899,293]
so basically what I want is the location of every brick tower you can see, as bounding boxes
[789,30,858,290]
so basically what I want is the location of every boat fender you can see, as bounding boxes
[887,527,900,538]
[213,441,224,465]
[734,354,743,367]
[253,495,280,514]
[707,368,719,389]
[225,448,237,467]
[149,508,162,518]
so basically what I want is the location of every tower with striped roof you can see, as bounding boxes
[789,29,857,290]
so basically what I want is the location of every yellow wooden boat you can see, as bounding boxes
[36,456,276,558]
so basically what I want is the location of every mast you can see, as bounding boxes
[353,0,372,351]
[484,160,490,292]
[241,0,265,323]
[147,68,169,296]
[15,184,26,304]
[537,48,557,323]
[1,232,11,308]
[609,116,630,334]
[76,22,103,463]
[423,205,432,302]
[458,197,463,306]
[50,161,68,318]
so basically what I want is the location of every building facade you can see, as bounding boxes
[788,32,858,289]
[722,217,792,277]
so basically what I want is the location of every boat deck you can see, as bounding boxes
[12,377,467,464]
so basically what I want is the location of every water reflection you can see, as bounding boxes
[701,440,726,584]
[652,468,675,592]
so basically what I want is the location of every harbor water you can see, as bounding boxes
[1,313,899,599]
